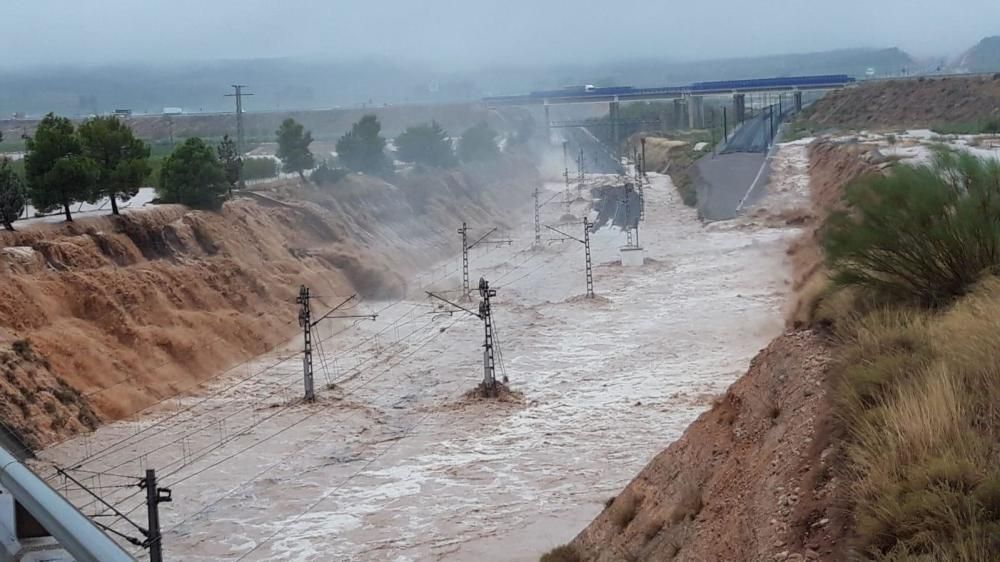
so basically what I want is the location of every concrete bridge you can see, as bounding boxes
[484,74,855,147]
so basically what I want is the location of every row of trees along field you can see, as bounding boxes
[0,112,511,229]
[0,114,279,228]
[310,116,507,183]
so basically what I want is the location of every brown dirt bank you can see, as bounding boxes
[571,331,844,562]
[785,141,887,327]
[805,75,1000,130]
[0,158,536,450]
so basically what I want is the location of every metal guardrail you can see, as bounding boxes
[0,447,135,562]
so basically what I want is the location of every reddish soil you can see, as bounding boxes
[806,75,1000,129]
[0,159,536,449]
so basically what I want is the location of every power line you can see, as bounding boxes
[62,228,555,530]
[62,261,465,473]
[157,316,464,537]
[67,300,437,493]
[234,386,463,560]
[161,315,461,491]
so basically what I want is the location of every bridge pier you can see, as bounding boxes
[544,103,551,144]
[688,95,704,129]
[673,99,687,129]
[609,100,621,160]
[733,93,746,124]
[794,91,803,112]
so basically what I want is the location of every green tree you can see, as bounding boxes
[395,121,456,168]
[275,119,315,181]
[24,113,97,222]
[458,122,500,163]
[0,158,25,231]
[217,134,242,193]
[241,157,279,181]
[157,138,229,210]
[336,114,390,174]
[506,114,537,149]
[78,116,151,215]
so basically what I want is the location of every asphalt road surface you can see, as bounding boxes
[695,152,768,221]
[696,107,793,220]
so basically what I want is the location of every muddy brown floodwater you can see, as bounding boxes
[36,171,801,561]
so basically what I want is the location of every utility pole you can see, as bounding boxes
[583,218,594,298]
[479,278,498,396]
[427,278,502,397]
[623,184,634,248]
[459,224,511,299]
[142,469,171,562]
[562,141,570,189]
[633,144,641,183]
[297,285,315,401]
[640,137,647,178]
[723,107,728,143]
[577,148,585,184]
[709,109,717,156]
[544,218,595,298]
[769,105,775,147]
[297,291,374,398]
[225,85,254,163]
[458,222,471,298]
[533,186,542,246]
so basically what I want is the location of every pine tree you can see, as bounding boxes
[24,113,97,222]
[78,116,151,215]
[0,158,25,231]
[395,121,456,168]
[276,119,315,181]
[336,114,390,174]
[158,138,229,210]
[458,122,501,163]
[217,134,242,193]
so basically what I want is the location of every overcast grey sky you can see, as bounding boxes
[3,0,998,68]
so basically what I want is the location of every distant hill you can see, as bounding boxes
[955,36,1000,73]
[0,47,917,118]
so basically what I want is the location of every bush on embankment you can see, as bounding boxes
[820,150,1000,560]
[824,149,1000,308]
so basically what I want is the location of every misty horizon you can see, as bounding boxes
[1,0,998,69]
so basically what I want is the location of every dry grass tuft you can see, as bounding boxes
[642,517,665,541]
[539,544,580,562]
[834,277,1000,560]
[667,477,703,524]
[610,492,641,529]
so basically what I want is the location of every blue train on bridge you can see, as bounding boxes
[486,74,856,105]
